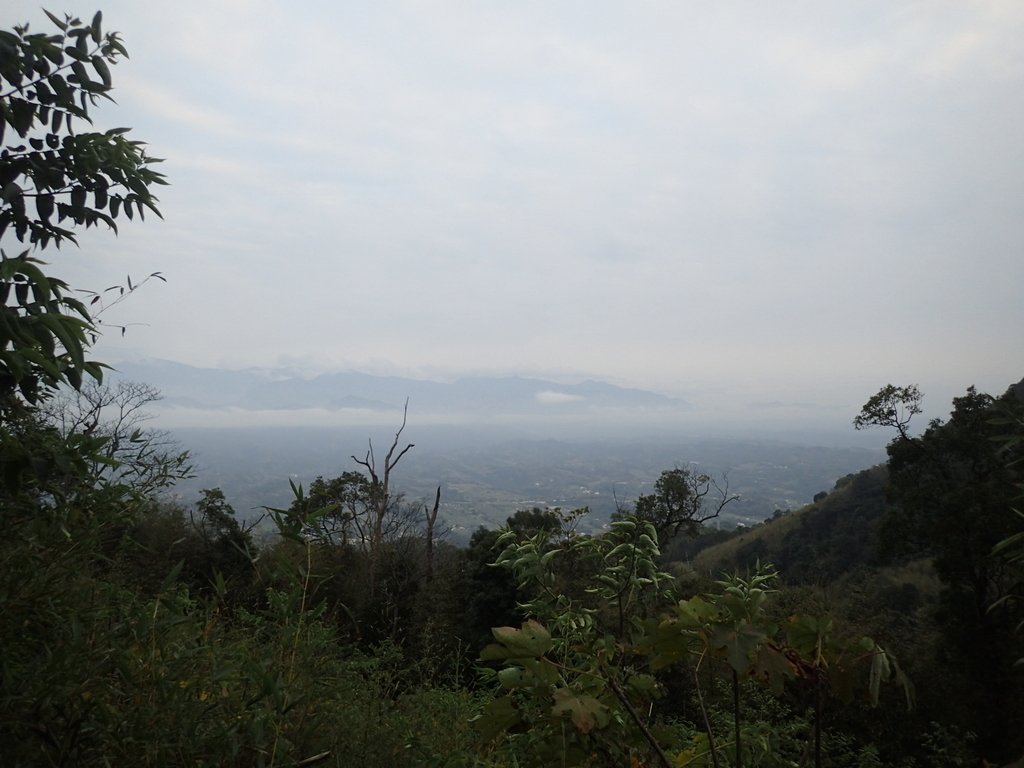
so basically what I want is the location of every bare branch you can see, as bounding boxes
[383,398,414,474]
[702,472,740,525]
[352,442,378,484]
[40,379,191,494]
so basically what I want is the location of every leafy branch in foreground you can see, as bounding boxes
[478,523,913,768]
[1,10,167,248]
[2,10,170,506]
[1,10,167,404]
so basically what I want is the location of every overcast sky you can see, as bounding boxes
[8,1,1023,431]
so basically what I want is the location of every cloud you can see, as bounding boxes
[9,0,1018,430]
[535,391,585,405]
[117,76,239,137]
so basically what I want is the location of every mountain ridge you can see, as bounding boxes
[109,358,689,415]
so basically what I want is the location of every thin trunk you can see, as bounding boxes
[424,486,440,581]
[813,672,823,768]
[733,668,742,768]
[608,679,672,768]
[694,651,721,768]
[353,400,414,599]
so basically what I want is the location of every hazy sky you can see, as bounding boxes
[8,2,1023,429]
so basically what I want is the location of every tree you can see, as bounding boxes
[0,11,166,248]
[40,378,191,495]
[852,383,923,441]
[1,11,165,403]
[990,388,1024,667]
[869,386,1023,606]
[857,382,1024,759]
[189,487,255,591]
[289,470,373,547]
[351,400,416,597]
[1,11,167,511]
[423,485,441,581]
[625,467,738,545]
[482,531,911,768]
[506,506,565,537]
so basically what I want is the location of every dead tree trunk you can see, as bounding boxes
[424,486,441,581]
[352,399,414,598]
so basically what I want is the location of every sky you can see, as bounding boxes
[7,1,1024,433]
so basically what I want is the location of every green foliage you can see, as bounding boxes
[505,506,564,536]
[456,525,521,649]
[1,10,166,248]
[989,393,1024,667]
[0,252,103,401]
[858,382,1024,760]
[477,515,675,766]
[853,384,923,440]
[0,399,106,514]
[689,466,890,586]
[288,470,372,546]
[0,514,482,767]
[479,516,913,768]
[2,10,171,519]
[624,467,737,545]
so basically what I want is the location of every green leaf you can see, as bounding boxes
[70,60,90,86]
[475,696,520,743]
[551,688,610,734]
[490,620,553,658]
[710,622,766,674]
[44,10,69,31]
[497,667,531,690]
[70,186,87,211]
[751,644,797,695]
[785,615,831,657]
[479,643,510,662]
[520,657,561,686]
[625,673,658,695]
[37,313,86,366]
[35,194,54,222]
[9,98,34,137]
[2,183,24,204]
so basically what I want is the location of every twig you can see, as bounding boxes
[607,678,672,768]
[694,650,721,768]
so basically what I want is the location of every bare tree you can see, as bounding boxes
[352,399,415,596]
[41,379,192,495]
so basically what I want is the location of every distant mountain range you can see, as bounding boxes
[107,360,888,535]
[109,359,688,417]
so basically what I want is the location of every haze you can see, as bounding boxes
[8,1,1022,434]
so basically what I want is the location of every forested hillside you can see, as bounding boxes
[2,12,1023,768]
[688,464,890,582]
[690,382,1024,762]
